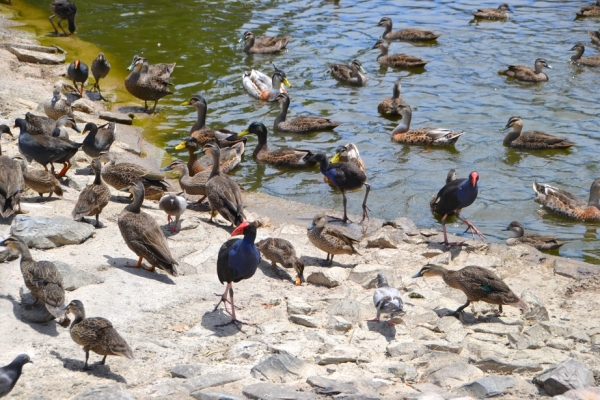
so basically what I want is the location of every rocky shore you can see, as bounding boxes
[1,6,600,400]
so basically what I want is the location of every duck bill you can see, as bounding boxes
[371,43,379,49]
[238,129,250,137]
[193,149,205,155]
[499,125,509,132]
[545,64,553,69]
[52,96,58,103]
[180,100,190,106]
[119,186,131,192]
[358,66,367,74]
[231,221,250,236]
[71,124,81,133]
[160,165,173,172]
[330,153,340,163]
[307,222,316,231]
[283,78,291,87]
[126,60,136,71]
[174,141,187,150]
[411,271,424,278]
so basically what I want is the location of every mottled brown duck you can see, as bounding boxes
[499,58,552,82]
[377,79,407,115]
[378,17,441,41]
[25,113,79,137]
[577,1,600,17]
[501,116,574,149]
[372,40,428,68]
[533,179,600,221]
[174,136,244,177]
[161,159,211,203]
[472,3,510,20]
[589,30,600,46]
[72,158,110,227]
[273,93,341,133]
[570,43,600,67]
[99,152,168,200]
[14,156,63,199]
[124,56,173,114]
[181,95,242,145]
[127,55,176,78]
[43,85,73,121]
[256,238,305,286]
[392,105,464,146]
[81,122,115,157]
[242,30,291,54]
[502,221,565,250]
[50,115,80,140]
[307,213,361,265]
[0,126,24,217]
[328,59,368,86]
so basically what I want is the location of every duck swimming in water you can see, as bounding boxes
[532,179,600,222]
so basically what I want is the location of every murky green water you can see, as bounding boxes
[14,0,600,263]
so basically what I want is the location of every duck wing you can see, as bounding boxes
[520,131,574,147]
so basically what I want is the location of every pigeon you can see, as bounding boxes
[368,273,404,324]
[0,354,32,398]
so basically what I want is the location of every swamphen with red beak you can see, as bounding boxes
[213,221,261,329]
[430,171,485,246]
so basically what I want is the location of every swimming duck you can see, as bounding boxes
[14,156,63,199]
[181,95,241,143]
[81,122,116,158]
[91,52,111,95]
[331,143,366,174]
[62,300,134,370]
[502,221,565,250]
[0,126,24,218]
[378,79,407,115]
[589,30,600,46]
[124,56,173,114]
[72,158,110,227]
[25,113,79,137]
[273,93,341,133]
[44,85,73,121]
[367,273,403,324]
[238,122,316,168]
[577,0,600,17]
[392,105,464,146]
[501,116,574,149]
[307,213,361,266]
[2,236,69,325]
[412,265,528,316]
[213,221,260,329]
[67,59,89,98]
[242,66,290,101]
[472,3,510,20]
[256,237,305,286]
[0,354,32,398]
[159,192,187,233]
[328,59,368,86]
[570,44,600,67]
[532,179,600,221]
[431,171,485,246]
[499,58,552,82]
[174,136,244,177]
[203,143,245,226]
[372,40,428,68]
[378,17,441,41]
[118,180,179,276]
[98,152,168,200]
[49,0,76,36]
[242,30,291,54]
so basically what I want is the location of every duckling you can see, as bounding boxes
[256,238,305,286]
[67,59,89,98]
[0,354,32,398]
[124,56,173,114]
[532,179,600,221]
[118,180,178,276]
[273,93,341,133]
[63,300,134,370]
[501,116,574,149]
[412,265,528,316]
[331,143,366,174]
[570,43,600,67]
[2,236,69,325]
[14,156,63,199]
[577,0,600,17]
[377,79,407,115]
[50,115,80,141]
[72,158,110,227]
[378,17,441,41]
[392,105,464,146]
[328,59,368,86]
[49,0,76,36]
[242,66,291,101]
[182,95,240,143]
[159,192,187,233]
[502,221,565,250]
[25,113,79,137]
[238,122,316,168]
[499,58,552,82]
[367,273,404,324]
[589,30,600,46]
[372,40,428,68]
[242,30,291,54]
[203,142,245,226]
[472,3,510,20]
[174,136,245,177]
[81,122,116,157]
[43,85,73,121]
[91,52,111,95]
[307,213,361,266]
[0,126,24,217]
[127,55,176,78]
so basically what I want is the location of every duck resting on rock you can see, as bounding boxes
[502,221,565,250]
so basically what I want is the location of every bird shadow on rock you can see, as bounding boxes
[0,294,60,337]
[200,308,246,337]
[74,166,93,175]
[117,106,150,115]
[103,255,176,284]
[303,255,355,269]
[257,259,295,285]
[434,308,521,326]
[49,350,127,383]
[365,321,396,342]
[200,218,235,234]
[21,196,61,204]
[186,202,211,212]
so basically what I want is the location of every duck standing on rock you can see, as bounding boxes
[25,113,78,137]
[367,273,404,324]
[412,265,528,316]
[159,192,187,233]
[72,158,110,227]
[81,122,116,157]
[501,116,575,149]
[43,85,73,121]
[502,221,565,250]
[0,354,32,398]
[0,125,25,218]
[256,238,305,286]
[49,0,77,36]
[307,213,361,266]
[213,221,260,329]
[125,56,174,114]
[91,52,111,96]
[14,156,63,200]
[67,59,89,98]
[99,152,168,200]
[532,179,600,221]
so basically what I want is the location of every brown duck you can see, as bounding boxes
[533,179,600,221]
[72,158,110,227]
[501,116,575,149]
[242,30,291,54]
[99,152,168,200]
[378,17,441,41]
[372,40,428,68]
[256,238,305,286]
[499,58,552,82]
[14,156,63,199]
[328,59,368,86]
[124,56,173,114]
[378,79,407,115]
[174,136,244,177]
[0,126,24,217]
[472,3,510,20]
[273,93,341,133]
[577,1,600,17]
[570,44,600,67]
[182,95,242,146]
[502,221,565,250]
[307,213,361,265]
[392,105,464,146]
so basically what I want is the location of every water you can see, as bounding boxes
[14,0,600,263]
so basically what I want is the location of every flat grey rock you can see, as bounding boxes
[99,111,134,125]
[554,258,600,280]
[18,288,54,323]
[11,215,95,249]
[315,347,368,365]
[287,297,314,316]
[7,46,65,64]
[326,299,361,323]
[427,363,484,388]
[533,358,595,396]
[191,391,245,400]
[332,394,385,400]
[243,383,316,400]
[383,217,418,234]
[389,363,418,382]
[461,375,515,398]
[289,314,319,328]
[251,354,308,383]
[348,264,394,288]
[553,387,600,400]
[183,372,245,393]
[475,357,542,374]
[306,267,348,288]
[55,261,103,291]
[522,290,549,321]
[327,316,353,334]
[307,375,358,395]
[171,364,204,379]
[73,385,135,399]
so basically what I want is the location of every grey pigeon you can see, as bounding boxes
[0,354,32,398]
[370,273,403,324]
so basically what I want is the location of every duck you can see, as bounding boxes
[159,192,187,233]
[14,156,63,199]
[570,44,600,67]
[182,95,241,143]
[49,0,76,36]
[392,105,464,146]
[499,58,552,82]
[472,3,510,20]
[67,59,89,98]
[577,0,600,17]
[366,273,404,324]
[532,179,600,221]
[430,171,485,246]
[213,221,260,329]
[412,265,528,316]
[501,116,574,149]
[328,59,368,86]
[242,65,290,101]
[127,55,176,77]
[378,79,407,115]
[91,52,111,95]
[273,93,341,133]
[161,159,212,203]
[72,158,111,227]
[589,30,600,46]
[372,40,428,68]
[50,115,80,140]
[331,143,366,174]
[238,122,316,168]
[0,126,24,218]
[242,30,291,54]
[2,236,69,325]
[81,122,116,157]
[174,136,245,177]
[307,213,361,266]
[118,180,178,276]
[203,142,245,226]
[0,354,32,398]
[25,113,79,137]
[378,17,441,41]
[43,85,73,120]
[256,237,305,286]
[124,56,173,114]
[502,221,565,250]
[62,300,134,370]
[98,152,169,200]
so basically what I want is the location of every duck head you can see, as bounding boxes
[412,265,447,278]
[351,59,367,74]
[307,213,328,231]
[175,136,200,151]
[127,55,142,71]
[502,221,524,237]
[239,122,268,138]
